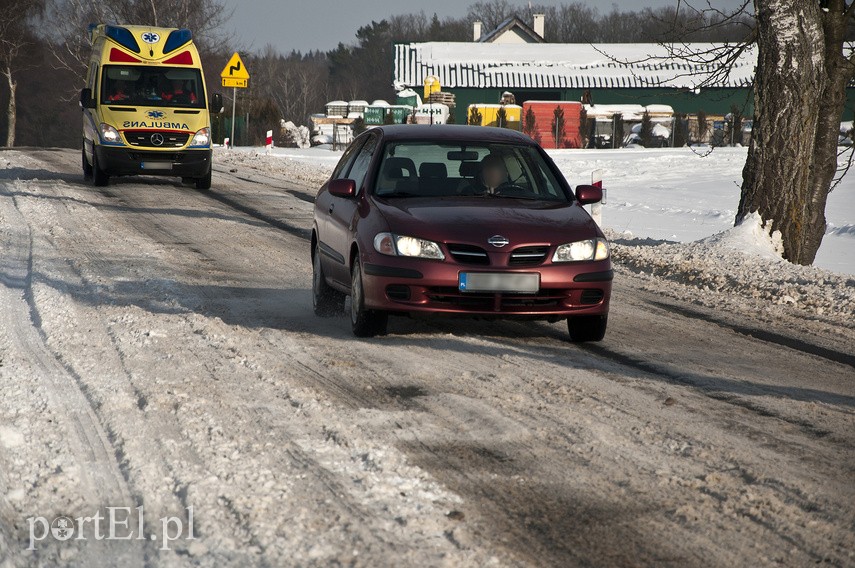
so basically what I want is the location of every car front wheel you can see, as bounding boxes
[567,315,607,342]
[350,258,387,337]
[312,244,345,316]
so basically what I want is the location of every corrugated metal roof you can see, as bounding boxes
[394,42,756,90]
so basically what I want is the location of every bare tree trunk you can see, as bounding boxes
[3,66,16,147]
[736,0,828,264]
[802,1,855,263]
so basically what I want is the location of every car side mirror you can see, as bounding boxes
[211,92,223,113]
[575,184,602,205]
[329,178,356,198]
[80,88,95,109]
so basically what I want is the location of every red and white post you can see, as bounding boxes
[590,169,604,227]
[265,129,273,152]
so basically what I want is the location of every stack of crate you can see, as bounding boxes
[427,91,456,110]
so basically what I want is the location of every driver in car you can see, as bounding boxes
[461,154,509,195]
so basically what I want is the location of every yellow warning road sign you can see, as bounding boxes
[220,52,249,81]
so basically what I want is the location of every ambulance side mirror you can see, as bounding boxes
[211,92,223,114]
[79,88,95,109]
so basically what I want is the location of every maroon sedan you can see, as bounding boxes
[312,125,612,340]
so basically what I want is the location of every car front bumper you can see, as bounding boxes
[360,255,613,318]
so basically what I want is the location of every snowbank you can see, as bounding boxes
[609,216,855,323]
[213,146,338,188]
[699,212,784,260]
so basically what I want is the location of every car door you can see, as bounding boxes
[315,137,366,283]
[326,133,379,285]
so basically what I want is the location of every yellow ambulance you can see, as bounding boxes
[80,24,222,189]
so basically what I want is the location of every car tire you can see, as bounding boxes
[82,145,93,180]
[350,257,387,337]
[312,244,345,317]
[195,166,212,190]
[567,315,607,342]
[92,151,109,187]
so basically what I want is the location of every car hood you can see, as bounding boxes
[373,196,602,246]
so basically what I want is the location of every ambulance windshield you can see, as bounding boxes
[101,66,204,108]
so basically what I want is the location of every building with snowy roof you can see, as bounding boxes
[394,40,757,124]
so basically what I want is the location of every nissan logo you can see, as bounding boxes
[488,235,510,248]
[150,133,165,146]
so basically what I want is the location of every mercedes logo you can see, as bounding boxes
[488,235,510,248]
[150,133,164,146]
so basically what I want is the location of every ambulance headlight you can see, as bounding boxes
[99,123,121,144]
[190,127,210,147]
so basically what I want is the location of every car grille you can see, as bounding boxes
[124,130,191,148]
[509,246,549,266]
[425,287,567,311]
[447,243,490,265]
[127,152,183,162]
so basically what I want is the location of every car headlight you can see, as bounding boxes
[190,127,210,147]
[373,233,445,260]
[99,123,121,144]
[552,238,609,262]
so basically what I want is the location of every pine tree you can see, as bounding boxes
[468,106,482,126]
[496,105,508,128]
[725,104,743,146]
[640,111,654,148]
[611,113,623,148]
[523,106,537,139]
[578,107,588,148]
[696,109,708,144]
[674,113,688,147]
[551,106,566,149]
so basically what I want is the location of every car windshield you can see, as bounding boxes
[374,141,570,202]
[101,65,205,108]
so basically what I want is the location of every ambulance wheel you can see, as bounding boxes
[82,146,93,180]
[92,152,109,187]
[195,167,212,190]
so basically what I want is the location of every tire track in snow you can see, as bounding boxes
[0,183,144,567]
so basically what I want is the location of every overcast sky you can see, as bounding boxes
[220,1,749,54]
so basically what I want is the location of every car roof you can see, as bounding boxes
[372,124,537,145]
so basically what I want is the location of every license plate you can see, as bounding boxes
[459,272,540,293]
[140,162,172,170]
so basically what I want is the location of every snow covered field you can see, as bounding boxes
[549,146,854,275]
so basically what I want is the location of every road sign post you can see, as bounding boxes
[220,52,250,149]
[230,88,236,148]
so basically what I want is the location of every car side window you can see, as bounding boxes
[331,137,366,181]
[345,134,378,193]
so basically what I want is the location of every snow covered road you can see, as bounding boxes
[0,148,853,567]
